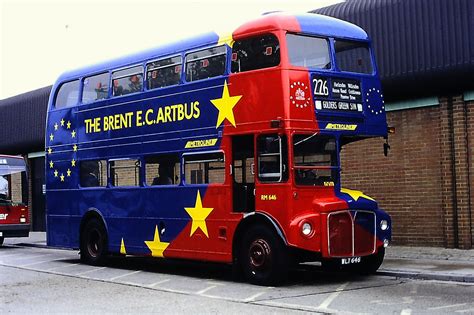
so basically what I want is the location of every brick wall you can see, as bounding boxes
[340,95,474,249]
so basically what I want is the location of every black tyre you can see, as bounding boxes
[240,225,289,286]
[80,218,108,265]
[0,236,4,246]
[355,247,385,274]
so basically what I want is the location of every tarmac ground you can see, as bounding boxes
[4,232,474,283]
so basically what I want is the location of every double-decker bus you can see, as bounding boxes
[0,155,30,245]
[46,13,391,285]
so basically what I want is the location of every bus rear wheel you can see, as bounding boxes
[0,236,4,246]
[240,225,288,286]
[80,218,108,266]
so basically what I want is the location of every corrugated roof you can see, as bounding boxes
[312,0,474,101]
[0,86,51,155]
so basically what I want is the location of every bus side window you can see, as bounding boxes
[83,73,109,103]
[110,159,141,187]
[184,152,225,184]
[80,160,107,187]
[55,80,80,109]
[112,66,144,97]
[145,154,181,186]
[185,46,226,82]
[257,134,288,183]
[231,34,280,73]
[146,56,182,90]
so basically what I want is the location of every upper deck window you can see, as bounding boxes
[286,34,331,69]
[185,46,226,82]
[112,66,144,97]
[147,56,182,90]
[231,34,280,73]
[55,80,80,109]
[82,72,109,104]
[335,40,373,74]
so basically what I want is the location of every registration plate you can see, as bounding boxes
[341,257,361,265]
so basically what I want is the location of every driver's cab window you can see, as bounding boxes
[257,134,288,182]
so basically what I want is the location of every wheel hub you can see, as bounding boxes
[249,239,271,269]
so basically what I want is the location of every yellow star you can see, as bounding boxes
[49,133,54,141]
[120,238,127,255]
[54,170,58,177]
[67,169,71,177]
[60,174,65,182]
[144,226,169,257]
[73,144,78,152]
[66,121,71,129]
[217,33,234,47]
[48,147,53,155]
[60,119,65,126]
[184,191,214,237]
[71,130,76,138]
[71,159,76,167]
[49,161,54,169]
[341,188,375,201]
[54,123,58,131]
[210,80,242,128]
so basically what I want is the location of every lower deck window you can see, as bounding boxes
[80,160,107,187]
[145,155,181,186]
[110,159,141,186]
[184,152,225,184]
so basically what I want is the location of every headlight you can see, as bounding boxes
[383,239,390,247]
[302,222,312,236]
[380,220,389,231]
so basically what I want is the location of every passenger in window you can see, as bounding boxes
[152,162,173,185]
[113,79,123,96]
[128,75,142,93]
[81,161,100,187]
[0,175,8,200]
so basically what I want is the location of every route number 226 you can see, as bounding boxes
[313,78,329,96]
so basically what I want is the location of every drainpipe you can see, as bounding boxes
[448,96,459,248]
[463,97,473,248]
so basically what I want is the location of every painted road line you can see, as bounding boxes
[429,303,468,310]
[196,285,217,295]
[401,309,412,315]
[148,278,171,288]
[47,263,81,271]
[19,257,70,267]
[318,282,349,309]
[75,266,107,276]
[109,270,142,281]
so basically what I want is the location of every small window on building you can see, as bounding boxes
[112,66,144,97]
[287,34,331,69]
[257,134,288,183]
[231,34,280,73]
[184,152,225,184]
[110,159,141,187]
[145,154,181,186]
[82,73,109,103]
[147,56,182,89]
[55,80,80,109]
[335,40,373,74]
[185,46,226,82]
[80,160,107,187]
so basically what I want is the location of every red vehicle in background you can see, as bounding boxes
[0,155,30,245]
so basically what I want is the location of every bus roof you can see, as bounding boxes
[55,13,368,84]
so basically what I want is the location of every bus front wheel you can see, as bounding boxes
[240,225,289,286]
[0,236,4,246]
[80,218,108,265]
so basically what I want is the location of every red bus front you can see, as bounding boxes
[0,155,30,245]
